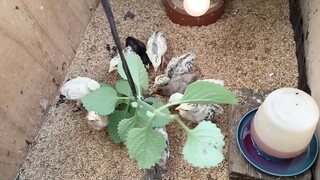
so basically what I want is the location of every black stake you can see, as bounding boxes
[101,0,138,99]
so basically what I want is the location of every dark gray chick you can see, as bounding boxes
[125,36,151,68]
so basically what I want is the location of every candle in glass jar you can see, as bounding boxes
[251,88,319,159]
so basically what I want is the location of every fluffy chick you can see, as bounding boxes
[108,46,135,73]
[166,52,196,78]
[86,111,108,130]
[155,73,197,96]
[173,79,225,123]
[154,127,170,169]
[197,78,224,86]
[176,103,224,123]
[153,74,171,87]
[146,31,167,72]
[60,77,100,106]
[168,92,184,103]
[125,36,151,68]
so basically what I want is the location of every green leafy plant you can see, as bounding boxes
[81,53,238,169]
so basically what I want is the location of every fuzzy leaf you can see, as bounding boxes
[118,114,146,141]
[126,127,166,168]
[81,86,120,116]
[116,79,131,97]
[117,53,148,94]
[138,98,171,127]
[183,121,225,168]
[181,81,238,105]
[108,110,133,143]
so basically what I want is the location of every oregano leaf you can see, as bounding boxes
[81,86,120,116]
[117,53,148,94]
[180,81,238,105]
[138,98,171,127]
[183,121,225,168]
[118,114,146,141]
[116,79,131,97]
[108,110,133,143]
[126,127,166,169]
[118,116,136,141]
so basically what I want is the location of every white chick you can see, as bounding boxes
[176,103,224,123]
[166,52,196,78]
[154,127,170,169]
[197,79,224,86]
[168,92,184,103]
[108,46,135,73]
[146,31,167,72]
[153,74,171,87]
[86,111,108,130]
[60,77,100,106]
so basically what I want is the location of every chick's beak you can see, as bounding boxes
[108,66,116,73]
[175,105,182,110]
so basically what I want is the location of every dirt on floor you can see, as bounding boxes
[19,0,297,179]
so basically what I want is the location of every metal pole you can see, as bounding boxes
[101,0,138,98]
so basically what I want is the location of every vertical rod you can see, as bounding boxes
[101,0,138,98]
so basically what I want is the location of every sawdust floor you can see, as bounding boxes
[19,0,298,179]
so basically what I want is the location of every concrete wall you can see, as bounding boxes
[298,0,320,179]
[0,0,99,179]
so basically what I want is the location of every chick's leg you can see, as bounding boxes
[160,56,168,70]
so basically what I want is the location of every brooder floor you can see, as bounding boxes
[19,0,297,179]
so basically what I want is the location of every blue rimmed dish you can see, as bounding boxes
[236,108,318,177]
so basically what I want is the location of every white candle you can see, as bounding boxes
[251,88,319,158]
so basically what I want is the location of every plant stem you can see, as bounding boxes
[118,97,130,100]
[156,101,181,112]
[136,98,172,120]
[174,116,192,134]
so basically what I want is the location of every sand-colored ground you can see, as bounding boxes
[19,0,297,179]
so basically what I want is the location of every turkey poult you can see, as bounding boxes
[175,103,224,123]
[152,52,196,87]
[168,92,184,103]
[146,31,167,72]
[154,127,170,169]
[171,79,225,123]
[152,74,171,87]
[196,78,224,86]
[166,52,196,78]
[125,36,151,68]
[60,77,100,106]
[155,73,197,96]
[86,111,108,130]
[108,46,135,73]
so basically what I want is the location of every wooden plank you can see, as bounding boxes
[22,0,99,60]
[228,88,312,180]
[0,0,99,179]
[0,30,58,180]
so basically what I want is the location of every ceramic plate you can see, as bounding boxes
[236,108,318,177]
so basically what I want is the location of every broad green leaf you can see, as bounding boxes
[81,86,120,116]
[181,81,238,105]
[118,114,146,141]
[108,110,133,143]
[100,83,113,88]
[183,121,225,168]
[138,98,171,127]
[116,79,131,97]
[126,127,166,168]
[117,53,148,94]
